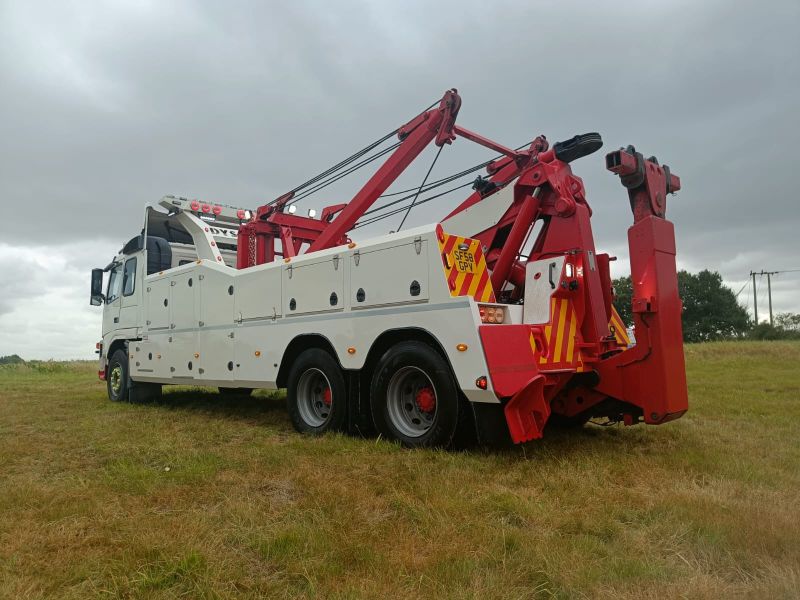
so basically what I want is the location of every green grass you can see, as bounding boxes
[0,342,798,598]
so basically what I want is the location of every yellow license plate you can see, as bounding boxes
[451,248,476,273]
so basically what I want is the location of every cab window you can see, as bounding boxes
[123,257,137,296]
[106,263,123,303]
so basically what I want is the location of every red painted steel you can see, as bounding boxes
[234,91,687,443]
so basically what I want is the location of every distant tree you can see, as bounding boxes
[775,312,800,332]
[612,270,751,342]
[613,275,633,326]
[0,354,25,365]
[749,313,800,340]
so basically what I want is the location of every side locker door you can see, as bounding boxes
[144,276,171,378]
[350,240,429,308]
[197,268,236,382]
[234,267,282,384]
[169,272,198,380]
[282,255,345,316]
[146,277,171,330]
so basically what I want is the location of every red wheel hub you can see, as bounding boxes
[415,386,436,413]
[322,387,332,406]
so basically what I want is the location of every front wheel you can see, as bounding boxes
[370,341,460,448]
[107,349,130,402]
[286,349,347,435]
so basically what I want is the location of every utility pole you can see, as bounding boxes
[764,271,778,326]
[750,270,779,326]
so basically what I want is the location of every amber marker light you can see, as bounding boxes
[456,343,468,352]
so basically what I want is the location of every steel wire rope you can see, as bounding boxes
[397,145,445,231]
[269,98,442,206]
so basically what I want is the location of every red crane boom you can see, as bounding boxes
[236,89,688,442]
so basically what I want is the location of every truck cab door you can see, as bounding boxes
[118,253,142,331]
[102,262,123,336]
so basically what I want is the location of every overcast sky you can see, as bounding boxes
[1,0,798,359]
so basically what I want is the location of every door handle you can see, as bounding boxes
[548,262,557,289]
[113,317,119,323]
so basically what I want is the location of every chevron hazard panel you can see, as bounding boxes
[436,224,495,302]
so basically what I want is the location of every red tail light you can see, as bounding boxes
[476,376,488,390]
[237,209,246,219]
[190,201,200,211]
[201,204,211,213]
[212,205,222,215]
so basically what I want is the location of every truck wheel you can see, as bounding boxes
[286,348,347,435]
[370,341,459,448]
[107,349,130,402]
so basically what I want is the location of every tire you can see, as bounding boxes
[370,341,460,448]
[218,387,254,397]
[286,348,347,435]
[107,349,130,402]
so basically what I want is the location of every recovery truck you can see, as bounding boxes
[90,89,688,447]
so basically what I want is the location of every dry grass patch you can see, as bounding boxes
[0,342,798,598]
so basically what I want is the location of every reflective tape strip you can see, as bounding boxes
[609,305,631,347]
[539,297,580,369]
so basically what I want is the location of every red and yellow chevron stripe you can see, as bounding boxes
[538,297,579,369]
[609,305,631,347]
[437,227,495,303]
[538,299,632,371]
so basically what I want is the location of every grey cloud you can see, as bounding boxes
[0,0,798,319]
[0,252,40,315]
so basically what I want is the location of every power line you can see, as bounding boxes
[733,280,749,298]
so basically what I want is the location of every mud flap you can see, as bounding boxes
[470,401,513,447]
[504,374,550,443]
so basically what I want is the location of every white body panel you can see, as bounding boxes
[440,184,515,239]
[108,223,499,403]
[523,257,566,324]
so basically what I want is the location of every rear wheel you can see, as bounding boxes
[370,341,460,448]
[287,349,347,435]
[107,349,130,402]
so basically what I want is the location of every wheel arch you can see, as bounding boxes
[104,338,133,375]
[361,327,455,388]
[276,334,341,388]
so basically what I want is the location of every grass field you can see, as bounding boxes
[1,342,798,599]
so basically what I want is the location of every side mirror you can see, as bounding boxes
[90,268,104,306]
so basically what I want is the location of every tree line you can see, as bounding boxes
[613,270,799,343]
